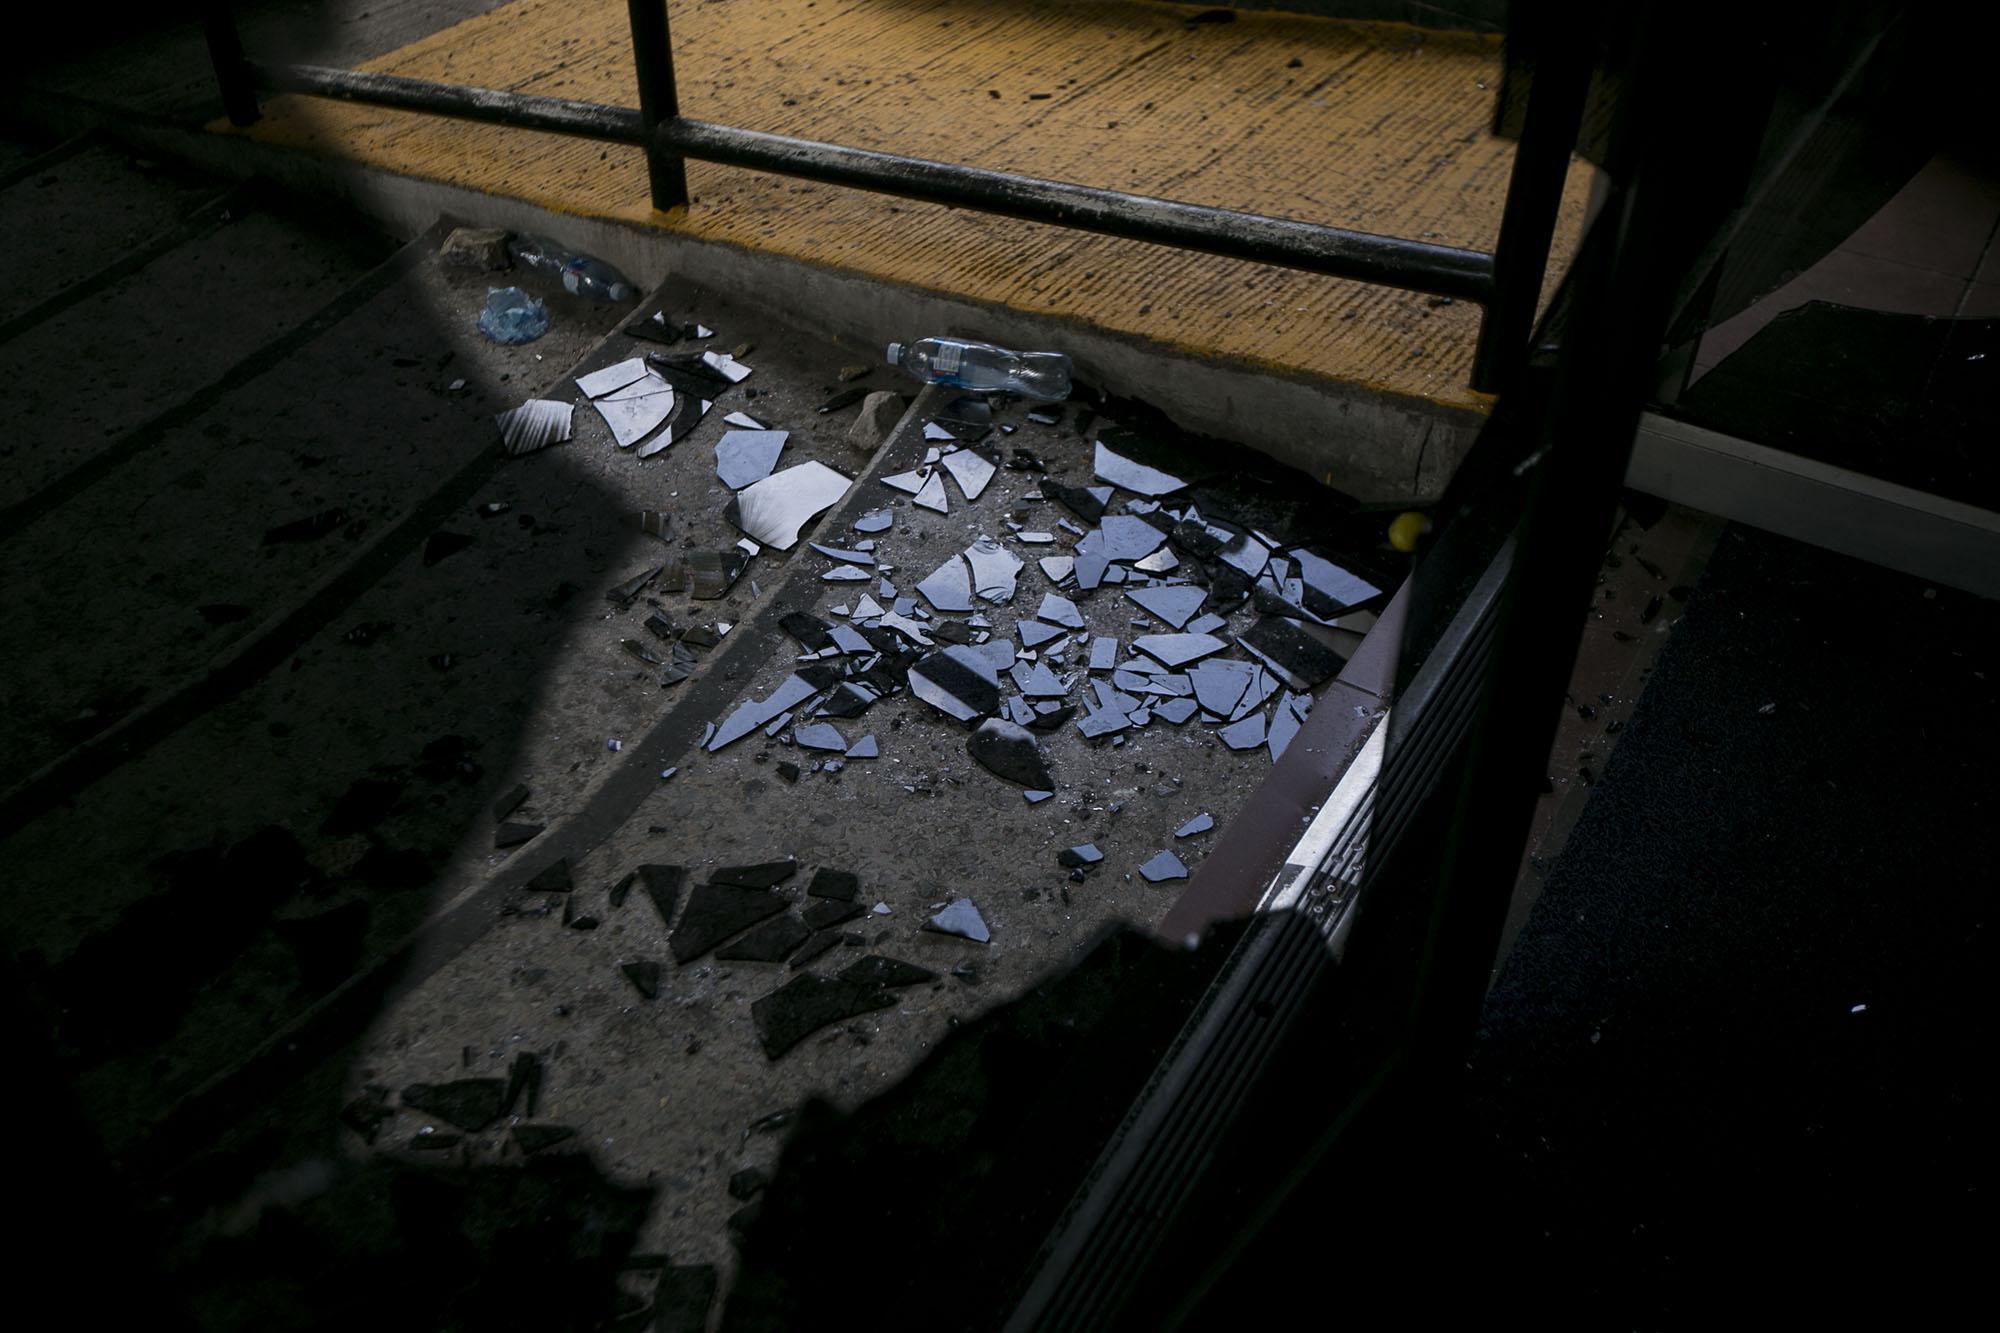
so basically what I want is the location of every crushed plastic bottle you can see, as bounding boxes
[886,337,1072,401]
[506,234,635,302]
[478,286,549,344]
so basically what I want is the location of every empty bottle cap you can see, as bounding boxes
[885,342,904,366]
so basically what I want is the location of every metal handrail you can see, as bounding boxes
[202,2,1580,393]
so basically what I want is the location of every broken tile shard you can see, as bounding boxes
[1094,438,1186,496]
[591,371,677,448]
[840,956,937,988]
[1126,584,1207,630]
[916,555,974,613]
[925,897,991,943]
[1218,712,1267,750]
[726,461,853,551]
[1036,592,1084,628]
[810,542,875,566]
[1045,480,1107,523]
[640,864,688,927]
[1059,844,1103,867]
[606,564,662,607]
[1186,612,1228,636]
[939,447,998,501]
[671,885,788,962]
[1139,850,1190,883]
[789,930,843,969]
[707,675,820,752]
[401,1080,507,1132]
[714,430,788,489]
[845,735,879,759]
[622,959,662,999]
[634,390,712,458]
[1241,616,1347,689]
[780,611,833,651]
[712,860,798,889]
[803,899,865,931]
[576,356,650,398]
[1174,812,1215,838]
[1076,707,1129,738]
[1189,659,1257,716]
[913,471,950,513]
[1267,700,1303,762]
[793,722,846,752]
[494,821,543,850]
[908,644,1003,721]
[492,784,529,821]
[1292,548,1384,620]
[1017,620,1066,649]
[1131,633,1228,669]
[752,976,896,1058]
[495,399,573,456]
[968,718,1054,789]
[511,1124,577,1154]
[807,868,859,901]
[715,914,812,963]
[965,536,1024,603]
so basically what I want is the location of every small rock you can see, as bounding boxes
[440,226,511,271]
[837,364,872,382]
[845,390,904,453]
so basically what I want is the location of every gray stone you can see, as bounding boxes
[846,390,904,453]
[440,226,511,271]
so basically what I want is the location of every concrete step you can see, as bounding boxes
[0,153,630,783]
[0,138,219,326]
[0,186,396,510]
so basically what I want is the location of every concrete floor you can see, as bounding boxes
[0,127,1402,1326]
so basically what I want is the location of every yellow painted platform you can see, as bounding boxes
[232,0,1592,414]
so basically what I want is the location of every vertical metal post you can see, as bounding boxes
[1468,41,1594,395]
[627,0,689,210]
[200,3,260,127]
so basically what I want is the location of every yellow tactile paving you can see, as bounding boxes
[229,0,1592,412]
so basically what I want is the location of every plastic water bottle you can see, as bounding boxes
[506,234,635,302]
[886,337,1072,400]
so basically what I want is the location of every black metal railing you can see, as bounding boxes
[201,2,1583,392]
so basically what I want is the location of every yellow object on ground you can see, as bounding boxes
[231,0,1591,414]
[1389,510,1430,552]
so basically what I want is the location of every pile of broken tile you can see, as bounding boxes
[693,412,1381,784]
[498,321,1388,1061]
[513,315,878,697]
